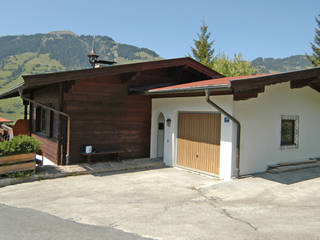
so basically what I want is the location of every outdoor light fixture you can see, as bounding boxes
[166,118,171,127]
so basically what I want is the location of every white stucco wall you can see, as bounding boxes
[150,95,235,180]
[233,82,320,175]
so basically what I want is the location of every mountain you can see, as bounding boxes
[0,31,314,122]
[251,55,313,73]
[0,31,161,121]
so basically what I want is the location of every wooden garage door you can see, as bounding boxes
[177,113,221,174]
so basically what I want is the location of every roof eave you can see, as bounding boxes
[22,57,223,88]
[146,84,231,95]
[0,82,25,100]
[230,66,320,84]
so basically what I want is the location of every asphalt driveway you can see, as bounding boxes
[0,167,320,240]
[0,204,153,240]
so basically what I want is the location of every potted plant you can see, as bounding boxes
[0,135,42,175]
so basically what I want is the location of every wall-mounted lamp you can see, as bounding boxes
[166,118,171,127]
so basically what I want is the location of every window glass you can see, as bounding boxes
[41,108,47,132]
[35,107,54,138]
[281,119,295,146]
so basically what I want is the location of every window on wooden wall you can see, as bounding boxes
[280,115,299,149]
[35,107,54,138]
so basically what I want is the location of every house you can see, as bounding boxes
[0,58,221,166]
[0,57,319,180]
[146,67,320,179]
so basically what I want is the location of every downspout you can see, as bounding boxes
[18,88,71,165]
[205,89,241,178]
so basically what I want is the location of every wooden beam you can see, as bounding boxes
[57,83,63,165]
[231,71,320,92]
[120,72,141,83]
[23,100,28,120]
[290,77,317,89]
[21,97,69,117]
[28,92,33,135]
[308,79,320,92]
[233,87,265,101]
[183,66,207,80]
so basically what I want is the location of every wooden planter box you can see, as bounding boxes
[0,153,36,175]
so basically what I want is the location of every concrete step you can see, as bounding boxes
[267,159,320,173]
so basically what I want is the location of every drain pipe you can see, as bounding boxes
[205,89,241,177]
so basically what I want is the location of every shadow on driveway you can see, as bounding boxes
[252,166,320,185]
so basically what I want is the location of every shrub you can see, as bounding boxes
[0,135,42,157]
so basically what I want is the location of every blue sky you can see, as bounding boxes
[1,0,319,60]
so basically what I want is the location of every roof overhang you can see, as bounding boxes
[0,82,25,99]
[144,67,320,100]
[145,84,231,95]
[0,57,222,100]
[230,67,320,100]
[22,57,221,88]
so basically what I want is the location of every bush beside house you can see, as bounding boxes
[0,135,41,156]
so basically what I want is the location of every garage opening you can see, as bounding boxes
[157,113,165,158]
[177,112,221,175]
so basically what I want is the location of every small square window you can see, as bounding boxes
[280,115,299,149]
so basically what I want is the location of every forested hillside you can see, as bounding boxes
[0,31,161,121]
[251,55,312,73]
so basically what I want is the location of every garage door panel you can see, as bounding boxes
[177,113,221,175]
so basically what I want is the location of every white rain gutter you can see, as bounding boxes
[205,89,241,178]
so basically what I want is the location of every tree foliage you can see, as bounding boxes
[213,53,258,77]
[190,22,215,68]
[307,14,320,66]
[190,23,258,76]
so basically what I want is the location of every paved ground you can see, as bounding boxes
[0,167,320,240]
[0,204,153,240]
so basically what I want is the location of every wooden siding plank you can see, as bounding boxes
[0,153,36,165]
[0,162,35,175]
[32,134,58,164]
[65,78,151,164]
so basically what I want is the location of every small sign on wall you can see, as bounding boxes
[224,117,230,123]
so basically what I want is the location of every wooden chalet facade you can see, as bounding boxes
[0,58,221,165]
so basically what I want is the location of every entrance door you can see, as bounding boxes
[177,113,221,175]
[157,113,165,158]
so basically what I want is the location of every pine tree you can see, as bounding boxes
[307,15,320,66]
[190,23,258,76]
[190,22,215,68]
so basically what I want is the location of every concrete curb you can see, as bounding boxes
[0,162,165,188]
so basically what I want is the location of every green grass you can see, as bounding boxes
[0,111,23,123]
[0,52,69,120]
[24,53,65,74]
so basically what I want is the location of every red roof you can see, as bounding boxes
[148,74,270,93]
[0,117,13,123]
